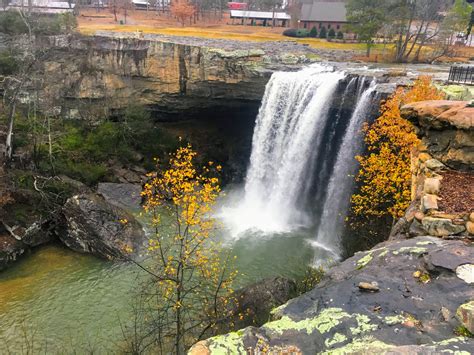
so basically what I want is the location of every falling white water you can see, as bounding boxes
[221,65,346,236]
[313,81,377,257]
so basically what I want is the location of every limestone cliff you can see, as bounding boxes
[390,100,474,240]
[39,34,315,116]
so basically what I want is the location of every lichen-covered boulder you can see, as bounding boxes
[190,237,474,354]
[421,217,466,236]
[457,301,474,334]
[61,193,145,260]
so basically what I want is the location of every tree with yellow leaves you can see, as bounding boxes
[350,76,444,232]
[129,145,237,354]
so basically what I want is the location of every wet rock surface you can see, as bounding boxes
[190,237,473,354]
[61,193,145,260]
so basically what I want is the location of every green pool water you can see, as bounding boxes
[0,218,323,352]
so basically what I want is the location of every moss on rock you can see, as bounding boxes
[263,308,350,335]
[207,331,246,354]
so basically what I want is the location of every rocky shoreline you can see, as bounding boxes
[0,182,146,271]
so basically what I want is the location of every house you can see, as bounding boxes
[228,2,247,10]
[230,10,291,27]
[6,0,74,13]
[132,0,171,11]
[298,1,347,31]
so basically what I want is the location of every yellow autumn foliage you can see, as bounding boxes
[140,145,237,353]
[351,76,444,222]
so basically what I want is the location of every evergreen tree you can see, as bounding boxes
[346,0,385,56]
[319,26,327,38]
[328,28,336,38]
[310,26,318,37]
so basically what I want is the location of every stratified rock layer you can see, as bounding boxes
[190,237,473,354]
[401,100,474,171]
[40,34,315,116]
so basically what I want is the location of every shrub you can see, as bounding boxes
[0,51,18,75]
[319,26,327,38]
[336,31,344,39]
[296,266,325,295]
[351,77,444,223]
[0,12,77,36]
[328,28,336,39]
[32,16,61,35]
[283,28,298,37]
[58,13,77,33]
[297,29,310,37]
[0,11,28,35]
[283,28,310,38]
[309,26,318,38]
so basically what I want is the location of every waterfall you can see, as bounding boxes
[313,81,377,257]
[221,64,378,259]
[222,65,346,235]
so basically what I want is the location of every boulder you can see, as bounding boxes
[0,231,25,271]
[401,100,474,130]
[421,194,438,212]
[456,264,474,284]
[190,237,474,354]
[408,219,426,237]
[467,221,474,235]
[456,301,474,334]
[423,178,440,194]
[224,277,297,331]
[61,193,145,260]
[401,101,473,171]
[421,217,466,236]
[97,183,142,211]
[424,159,445,171]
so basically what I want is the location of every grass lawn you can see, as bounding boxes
[77,10,380,52]
[77,9,473,61]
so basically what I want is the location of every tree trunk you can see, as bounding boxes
[5,101,16,162]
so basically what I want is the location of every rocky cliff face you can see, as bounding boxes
[189,100,474,354]
[390,100,474,240]
[39,34,315,116]
[401,100,473,171]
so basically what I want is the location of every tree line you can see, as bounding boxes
[346,0,473,62]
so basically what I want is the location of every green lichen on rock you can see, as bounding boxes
[207,331,246,354]
[455,300,474,335]
[325,332,347,348]
[392,247,427,256]
[321,336,394,354]
[209,48,265,59]
[377,249,389,258]
[416,241,435,246]
[383,314,406,325]
[350,314,378,335]
[436,84,474,100]
[436,336,469,346]
[356,252,373,269]
[263,308,350,335]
